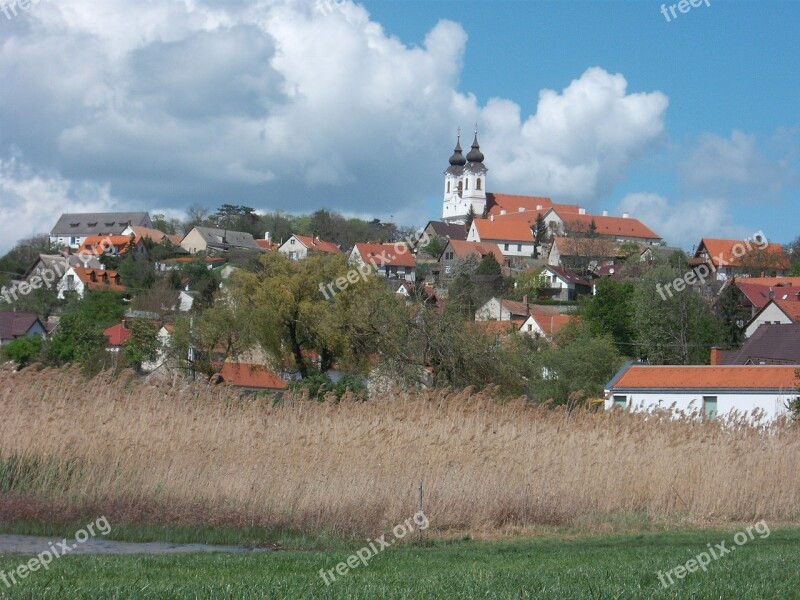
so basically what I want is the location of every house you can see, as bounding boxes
[438,239,505,282]
[712,324,800,366]
[142,324,174,372]
[732,279,800,317]
[640,245,685,263]
[77,234,146,258]
[103,322,131,351]
[256,233,279,251]
[121,225,183,246]
[744,297,800,337]
[278,234,341,260]
[19,254,99,290]
[466,218,536,258]
[0,312,46,346]
[422,221,467,242]
[180,227,263,254]
[483,194,582,219]
[57,266,125,299]
[50,212,152,249]
[690,237,790,282]
[542,208,662,244]
[604,363,799,423]
[539,265,592,301]
[475,297,532,321]
[179,290,201,312]
[547,236,624,271]
[518,312,577,341]
[349,243,417,282]
[215,362,289,393]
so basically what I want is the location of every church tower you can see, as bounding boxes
[442,127,488,223]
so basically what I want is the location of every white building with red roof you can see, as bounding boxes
[349,242,416,282]
[278,234,341,260]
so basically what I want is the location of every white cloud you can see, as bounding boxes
[0,0,671,248]
[618,192,750,249]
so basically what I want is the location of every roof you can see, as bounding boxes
[693,238,790,269]
[0,312,43,341]
[256,239,279,250]
[738,276,800,287]
[609,364,800,392]
[543,265,591,286]
[70,267,126,293]
[774,298,800,321]
[485,193,582,217]
[77,234,142,256]
[723,324,800,365]
[188,227,262,250]
[290,234,342,254]
[103,323,131,347]
[126,226,172,244]
[471,219,535,243]
[550,236,624,259]
[556,212,662,240]
[447,239,504,261]
[425,221,467,240]
[736,282,800,309]
[352,243,416,268]
[218,363,288,390]
[51,212,151,236]
[526,312,578,338]
[500,298,532,317]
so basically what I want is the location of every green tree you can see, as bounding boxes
[118,253,156,293]
[533,213,548,258]
[465,205,477,232]
[1,335,44,367]
[714,282,749,349]
[124,319,161,372]
[509,269,546,302]
[581,278,637,355]
[420,235,447,260]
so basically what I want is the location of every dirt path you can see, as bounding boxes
[0,534,270,555]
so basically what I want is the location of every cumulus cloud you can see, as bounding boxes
[618,192,750,249]
[0,0,670,246]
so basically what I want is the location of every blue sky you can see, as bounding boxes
[0,0,798,251]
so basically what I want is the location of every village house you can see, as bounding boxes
[349,243,417,282]
[0,312,46,346]
[214,362,289,394]
[475,297,533,321]
[121,224,183,246]
[518,312,577,342]
[77,234,147,258]
[711,324,800,366]
[605,363,799,423]
[690,237,790,282]
[744,297,800,337]
[542,208,662,245]
[50,212,152,249]
[421,221,467,243]
[539,265,592,301]
[438,239,505,283]
[466,218,536,258]
[181,227,263,254]
[57,266,126,299]
[547,236,625,272]
[278,234,341,260]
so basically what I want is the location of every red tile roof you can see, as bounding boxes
[550,236,625,259]
[218,363,288,390]
[472,219,535,243]
[256,239,278,250]
[292,235,341,254]
[737,282,800,309]
[77,234,143,256]
[557,212,661,240]
[447,240,504,260]
[353,243,416,268]
[526,313,579,338]
[611,365,800,390]
[695,239,790,269]
[486,193,582,217]
[739,276,800,287]
[0,312,43,342]
[774,298,800,321]
[71,267,126,292]
[126,226,170,243]
[103,323,131,346]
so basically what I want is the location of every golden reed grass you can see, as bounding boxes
[1,366,799,537]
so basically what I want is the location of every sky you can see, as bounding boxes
[0,0,798,253]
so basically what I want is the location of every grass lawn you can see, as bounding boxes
[0,528,799,599]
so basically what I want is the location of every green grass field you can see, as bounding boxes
[1,528,799,599]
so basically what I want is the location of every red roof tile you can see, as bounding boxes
[71,267,126,293]
[774,298,800,321]
[256,239,278,250]
[77,234,143,256]
[353,243,416,268]
[486,193,582,217]
[103,323,131,346]
[218,363,288,390]
[557,212,661,240]
[611,365,800,390]
[291,235,341,254]
[472,219,535,243]
[695,239,790,270]
[447,240,505,260]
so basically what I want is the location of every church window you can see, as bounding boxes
[447,181,450,193]
[477,178,482,190]
[465,179,469,190]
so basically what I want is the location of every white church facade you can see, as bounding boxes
[442,130,488,223]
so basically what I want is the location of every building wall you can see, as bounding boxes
[278,236,309,260]
[56,267,86,299]
[180,229,209,254]
[745,304,793,338]
[604,391,793,423]
[475,298,519,321]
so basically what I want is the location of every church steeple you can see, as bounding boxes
[466,125,484,164]
[449,130,467,167]
[443,126,488,224]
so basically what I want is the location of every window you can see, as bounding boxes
[527,324,533,332]
[504,243,509,251]
[477,178,482,190]
[445,252,454,260]
[458,181,463,193]
[517,244,522,252]
[289,251,298,260]
[465,179,469,190]
[290,238,295,245]
[445,265,451,275]
[447,181,450,193]
[613,395,627,408]
[703,396,717,418]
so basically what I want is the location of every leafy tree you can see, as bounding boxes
[465,205,477,231]
[1,335,44,367]
[0,235,52,288]
[581,278,637,355]
[184,203,210,232]
[475,252,502,276]
[419,235,448,260]
[118,253,156,293]
[714,282,749,349]
[124,319,161,372]
[151,213,181,235]
[509,269,546,302]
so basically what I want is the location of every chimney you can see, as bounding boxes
[536,204,542,210]
[519,207,525,212]
[500,209,507,215]
[710,347,723,365]
[622,212,630,219]
[578,208,586,215]
[265,232,271,242]
[490,215,495,222]
[602,210,608,217]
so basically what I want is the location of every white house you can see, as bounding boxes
[744,298,800,338]
[467,218,536,258]
[475,297,531,321]
[518,313,576,342]
[277,234,341,260]
[605,363,799,423]
[349,243,416,282]
[50,212,152,249]
[141,325,174,372]
[540,265,592,301]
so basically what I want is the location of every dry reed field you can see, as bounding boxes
[1,366,799,538]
